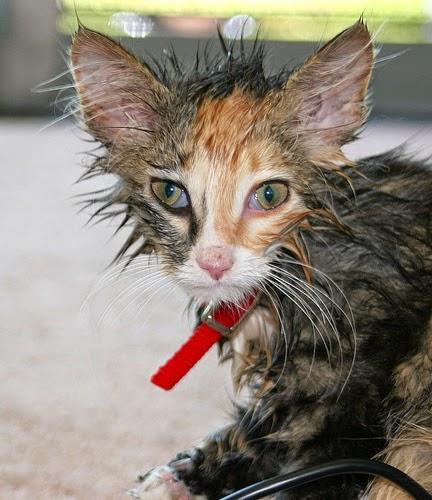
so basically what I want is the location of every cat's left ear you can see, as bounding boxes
[71,27,167,145]
[275,20,374,167]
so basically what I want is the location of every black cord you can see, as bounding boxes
[220,459,432,500]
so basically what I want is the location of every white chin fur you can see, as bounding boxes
[175,247,269,306]
[187,283,251,305]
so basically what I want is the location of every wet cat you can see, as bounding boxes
[71,20,432,499]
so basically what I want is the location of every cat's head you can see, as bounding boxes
[71,21,373,305]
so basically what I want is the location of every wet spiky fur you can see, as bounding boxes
[71,21,432,499]
[76,30,295,264]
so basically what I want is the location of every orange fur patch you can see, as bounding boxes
[367,427,432,499]
[368,319,432,498]
[188,90,310,257]
[192,89,266,167]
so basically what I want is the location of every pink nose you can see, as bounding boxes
[196,246,234,280]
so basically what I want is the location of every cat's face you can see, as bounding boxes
[143,93,306,303]
[71,23,373,304]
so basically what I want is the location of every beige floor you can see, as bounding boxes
[0,118,431,499]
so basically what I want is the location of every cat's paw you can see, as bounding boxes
[169,448,205,482]
[127,465,204,500]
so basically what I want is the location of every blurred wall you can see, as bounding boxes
[120,37,432,119]
[0,0,61,114]
[0,1,430,118]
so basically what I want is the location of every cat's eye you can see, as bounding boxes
[248,181,289,211]
[151,180,189,209]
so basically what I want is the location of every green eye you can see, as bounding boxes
[151,180,189,209]
[250,182,289,210]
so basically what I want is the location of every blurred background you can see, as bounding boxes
[1,1,431,498]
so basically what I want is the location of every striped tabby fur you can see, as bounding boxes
[71,20,432,499]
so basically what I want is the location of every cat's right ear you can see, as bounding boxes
[70,27,166,145]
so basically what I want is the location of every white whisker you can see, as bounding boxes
[95,270,167,330]
[267,265,343,365]
[269,253,357,398]
[267,272,332,365]
[261,284,290,390]
[134,278,181,323]
[79,258,162,315]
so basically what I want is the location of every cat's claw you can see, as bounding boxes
[128,465,204,500]
[170,448,205,480]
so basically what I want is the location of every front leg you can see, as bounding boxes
[131,323,386,499]
[131,383,383,499]
[128,463,206,500]
[129,422,276,500]
[168,427,272,499]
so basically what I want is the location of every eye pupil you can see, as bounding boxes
[263,185,274,203]
[249,181,289,211]
[165,183,175,198]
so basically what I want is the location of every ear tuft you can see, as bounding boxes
[280,20,374,167]
[71,27,166,145]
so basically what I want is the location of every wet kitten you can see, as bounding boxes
[71,21,432,499]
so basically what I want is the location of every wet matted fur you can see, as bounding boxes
[70,20,432,499]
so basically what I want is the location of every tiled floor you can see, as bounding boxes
[0,118,431,498]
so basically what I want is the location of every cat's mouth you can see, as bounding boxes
[188,282,250,305]
[182,270,265,306]
[175,249,270,305]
